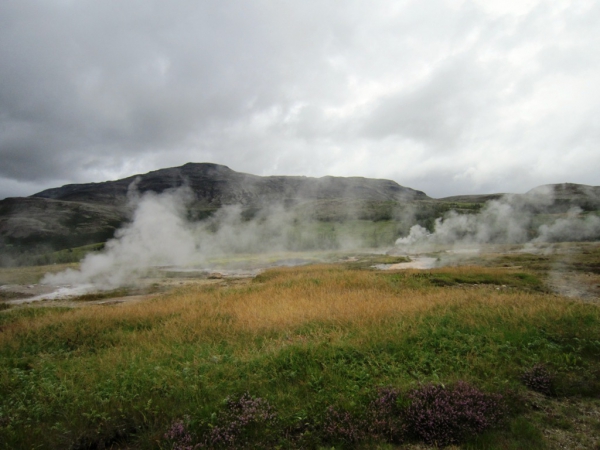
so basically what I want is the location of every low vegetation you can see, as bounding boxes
[1,262,600,448]
[0,262,79,285]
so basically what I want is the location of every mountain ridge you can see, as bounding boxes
[31,162,429,205]
[1,163,599,262]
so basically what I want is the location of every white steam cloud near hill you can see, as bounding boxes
[42,186,347,288]
[43,188,199,288]
[43,184,600,289]
[395,187,600,252]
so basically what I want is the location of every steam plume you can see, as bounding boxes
[395,187,600,253]
[42,183,600,289]
[43,187,198,287]
[42,186,368,288]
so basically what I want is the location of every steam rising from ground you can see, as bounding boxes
[396,187,600,253]
[43,186,362,288]
[42,184,600,289]
[43,188,199,288]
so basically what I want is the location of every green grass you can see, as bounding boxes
[0,262,79,285]
[465,417,546,450]
[380,267,546,292]
[0,263,599,448]
[68,288,133,302]
[40,242,106,265]
[0,243,107,268]
[0,291,33,301]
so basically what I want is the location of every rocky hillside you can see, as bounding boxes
[1,163,598,263]
[1,163,428,254]
[32,163,428,206]
[439,183,600,211]
[0,197,122,249]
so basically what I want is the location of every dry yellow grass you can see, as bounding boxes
[1,264,581,355]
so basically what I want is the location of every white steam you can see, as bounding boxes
[42,183,600,289]
[534,207,600,243]
[42,186,368,288]
[396,188,600,253]
[43,188,199,287]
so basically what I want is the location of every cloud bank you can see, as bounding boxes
[1,1,600,199]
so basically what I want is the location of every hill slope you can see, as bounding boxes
[1,164,599,263]
[1,163,428,254]
[32,162,428,205]
[439,183,600,210]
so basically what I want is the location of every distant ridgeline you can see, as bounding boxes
[0,162,599,266]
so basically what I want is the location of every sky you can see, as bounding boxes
[1,0,599,200]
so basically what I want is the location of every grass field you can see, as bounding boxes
[1,249,600,448]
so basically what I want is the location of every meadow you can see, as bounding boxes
[1,247,600,448]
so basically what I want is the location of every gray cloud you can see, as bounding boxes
[359,54,492,146]
[1,0,599,199]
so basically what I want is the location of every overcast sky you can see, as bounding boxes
[1,0,599,199]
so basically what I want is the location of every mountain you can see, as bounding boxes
[32,163,428,205]
[1,163,429,253]
[1,163,598,264]
[438,193,505,203]
[0,197,122,249]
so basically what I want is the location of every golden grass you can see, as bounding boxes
[0,264,583,354]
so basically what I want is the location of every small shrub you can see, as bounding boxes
[164,395,277,449]
[164,419,197,450]
[204,393,277,448]
[323,406,366,445]
[521,364,555,396]
[405,381,505,447]
[367,387,406,443]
